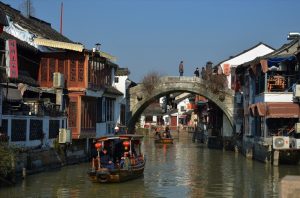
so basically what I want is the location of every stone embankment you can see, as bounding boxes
[0,145,88,187]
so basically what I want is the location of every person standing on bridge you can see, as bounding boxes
[194,67,200,77]
[179,61,184,76]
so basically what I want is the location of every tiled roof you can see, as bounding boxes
[0,8,8,25]
[215,42,275,67]
[0,2,73,43]
[116,68,130,76]
[239,39,300,67]
[104,86,123,96]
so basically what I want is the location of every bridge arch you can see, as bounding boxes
[128,76,235,132]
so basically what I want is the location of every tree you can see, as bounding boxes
[141,71,161,95]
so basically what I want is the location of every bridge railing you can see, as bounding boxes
[160,76,204,83]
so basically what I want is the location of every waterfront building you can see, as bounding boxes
[235,37,300,165]
[114,67,136,127]
[0,2,69,148]
[0,2,125,151]
[213,43,275,139]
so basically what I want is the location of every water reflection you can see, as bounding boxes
[1,133,300,197]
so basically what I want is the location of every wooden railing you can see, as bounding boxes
[267,75,285,92]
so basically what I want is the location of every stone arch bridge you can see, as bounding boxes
[128,76,235,132]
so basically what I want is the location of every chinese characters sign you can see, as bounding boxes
[5,39,18,78]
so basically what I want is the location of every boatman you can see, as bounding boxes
[114,126,119,135]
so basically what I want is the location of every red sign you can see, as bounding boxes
[6,39,18,78]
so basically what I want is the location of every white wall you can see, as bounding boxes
[255,93,293,103]
[177,98,189,114]
[140,115,145,128]
[115,75,128,124]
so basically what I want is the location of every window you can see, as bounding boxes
[97,97,103,122]
[115,77,119,83]
[49,120,60,139]
[105,97,115,122]
[69,101,77,127]
[11,119,26,141]
[30,119,43,140]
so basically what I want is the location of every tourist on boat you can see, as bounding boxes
[155,131,161,139]
[165,125,172,138]
[100,148,114,170]
[120,152,130,169]
[155,127,162,139]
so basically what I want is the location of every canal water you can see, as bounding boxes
[1,132,300,198]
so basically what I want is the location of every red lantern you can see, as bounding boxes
[123,141,130,150]
[95,142,102,150]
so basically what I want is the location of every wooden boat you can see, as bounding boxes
[154,131,173,144]
[155,137,173,144]
[88,134,145,183]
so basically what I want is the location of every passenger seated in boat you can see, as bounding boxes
[120,152,130,169]
[100,148,114,170]
[165,126,172,138]
[155,131,161,139]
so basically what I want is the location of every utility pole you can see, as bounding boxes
[60,2,63,34]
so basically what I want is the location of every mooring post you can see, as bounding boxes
[273,150,279,166]
[22,167,26,179]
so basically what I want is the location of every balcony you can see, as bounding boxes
[3,101,66,117]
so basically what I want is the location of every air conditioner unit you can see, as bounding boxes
[294,85,300,97]
[59,128,72,144]
[273,136,290,149]
[59,128,66,143]
[53,72,64,88]
[291,138,300,149]
[295,123,300,133]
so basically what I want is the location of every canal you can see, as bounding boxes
[1,132,300,198]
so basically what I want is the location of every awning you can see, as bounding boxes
[34,38,84,52]
[249,102,299,118]
[2,87,22,101]
[267,56,296,65]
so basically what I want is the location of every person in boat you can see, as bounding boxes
[100,148,114,170]
[120,152,130,169]
[114,126,120,135]
[155,127,162,139]
[165,125,172,138]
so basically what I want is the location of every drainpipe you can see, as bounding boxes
[264,72,268,92]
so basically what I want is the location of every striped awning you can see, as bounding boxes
[34,38,84,52]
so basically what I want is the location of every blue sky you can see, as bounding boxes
[3,0,300,82]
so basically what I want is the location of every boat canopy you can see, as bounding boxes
[95,134,144,142]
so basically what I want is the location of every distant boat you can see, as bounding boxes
[154,131,173,144]
[154,137,174,144]
[88,134,145,183]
